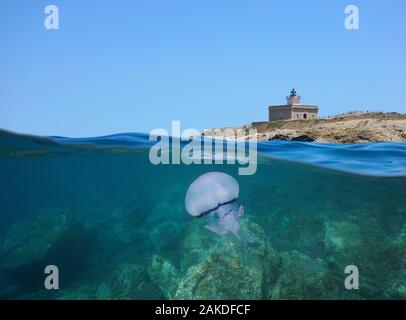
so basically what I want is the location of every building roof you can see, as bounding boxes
[268,105,319,110]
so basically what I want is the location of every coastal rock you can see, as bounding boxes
[291,134,316,142]
[270,134,290,141]
[205,113,406,143]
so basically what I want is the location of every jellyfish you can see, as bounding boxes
[185,172,254,258]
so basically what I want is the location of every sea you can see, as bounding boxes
[0,130,405,300]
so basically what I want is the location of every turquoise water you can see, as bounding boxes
[0,130,405,299]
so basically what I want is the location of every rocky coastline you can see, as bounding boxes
[204,112,406,143]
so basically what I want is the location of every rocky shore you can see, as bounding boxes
[204,112,406,143]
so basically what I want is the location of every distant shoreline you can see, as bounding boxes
[204,112,406,144]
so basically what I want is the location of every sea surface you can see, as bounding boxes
[0,130,405,300]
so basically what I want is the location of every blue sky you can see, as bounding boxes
[0,0,405,137]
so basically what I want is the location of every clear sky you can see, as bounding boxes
[0,0,405,137]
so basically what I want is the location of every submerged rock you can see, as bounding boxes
[268,250,340,300]
[0,210,87,269]
[109,263,163,299]
[147,255,180,299]
[148,218,269,300]
[384,226,406,299]
[58,262,163,300]
[0,209,90,291]
[141,197,187,254]
[150,220,183,252]
[323,217,404,299]
[175,251,263,299]
[179,221,226,272]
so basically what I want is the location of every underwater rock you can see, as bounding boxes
[150,221,183,252]
[385,270,406,299]
[175,251,263,300]
[95,282,113,299]
[88,219,144,268]
[112,195,153,228]
[269,250,339,300]
[58,262,163,300]
[141,197,187,254]
[324,220,363,257]
[109,263,163,299]
[323,218,402,299]
[180,221,226,272]
[270,210,326,259]
[174,219,266,300]
[146,219,267,300]
[0,209,90,293]
[147,255,180,299]
[384,226,406,299]
[0,275,20,299]
[0,210,87,270]
[111,222,138,245]
[90,206,147,261]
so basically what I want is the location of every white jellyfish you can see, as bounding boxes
[185,172,254,249]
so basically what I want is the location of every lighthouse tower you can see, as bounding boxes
[267,88,319,121]
[286,88,301,106]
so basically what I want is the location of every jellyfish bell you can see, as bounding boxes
[185,172,239,218]
[185,172,254,256]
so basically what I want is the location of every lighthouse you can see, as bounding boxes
[268,88,319,121]
[286,88,301,105]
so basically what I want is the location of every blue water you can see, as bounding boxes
[0,129,405,299]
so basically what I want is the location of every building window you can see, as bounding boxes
[303,113,307,119]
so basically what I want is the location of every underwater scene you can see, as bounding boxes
[0,129,405,300]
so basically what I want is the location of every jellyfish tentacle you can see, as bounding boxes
[228,231,248,266]
[236,228,255,244]
[225,232,242,248]
[204,223,228,235]
[217,204,235,218]
[237,204,245,217]
[204,211,228,235]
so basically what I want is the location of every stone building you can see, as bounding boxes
[268,89,319,121]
